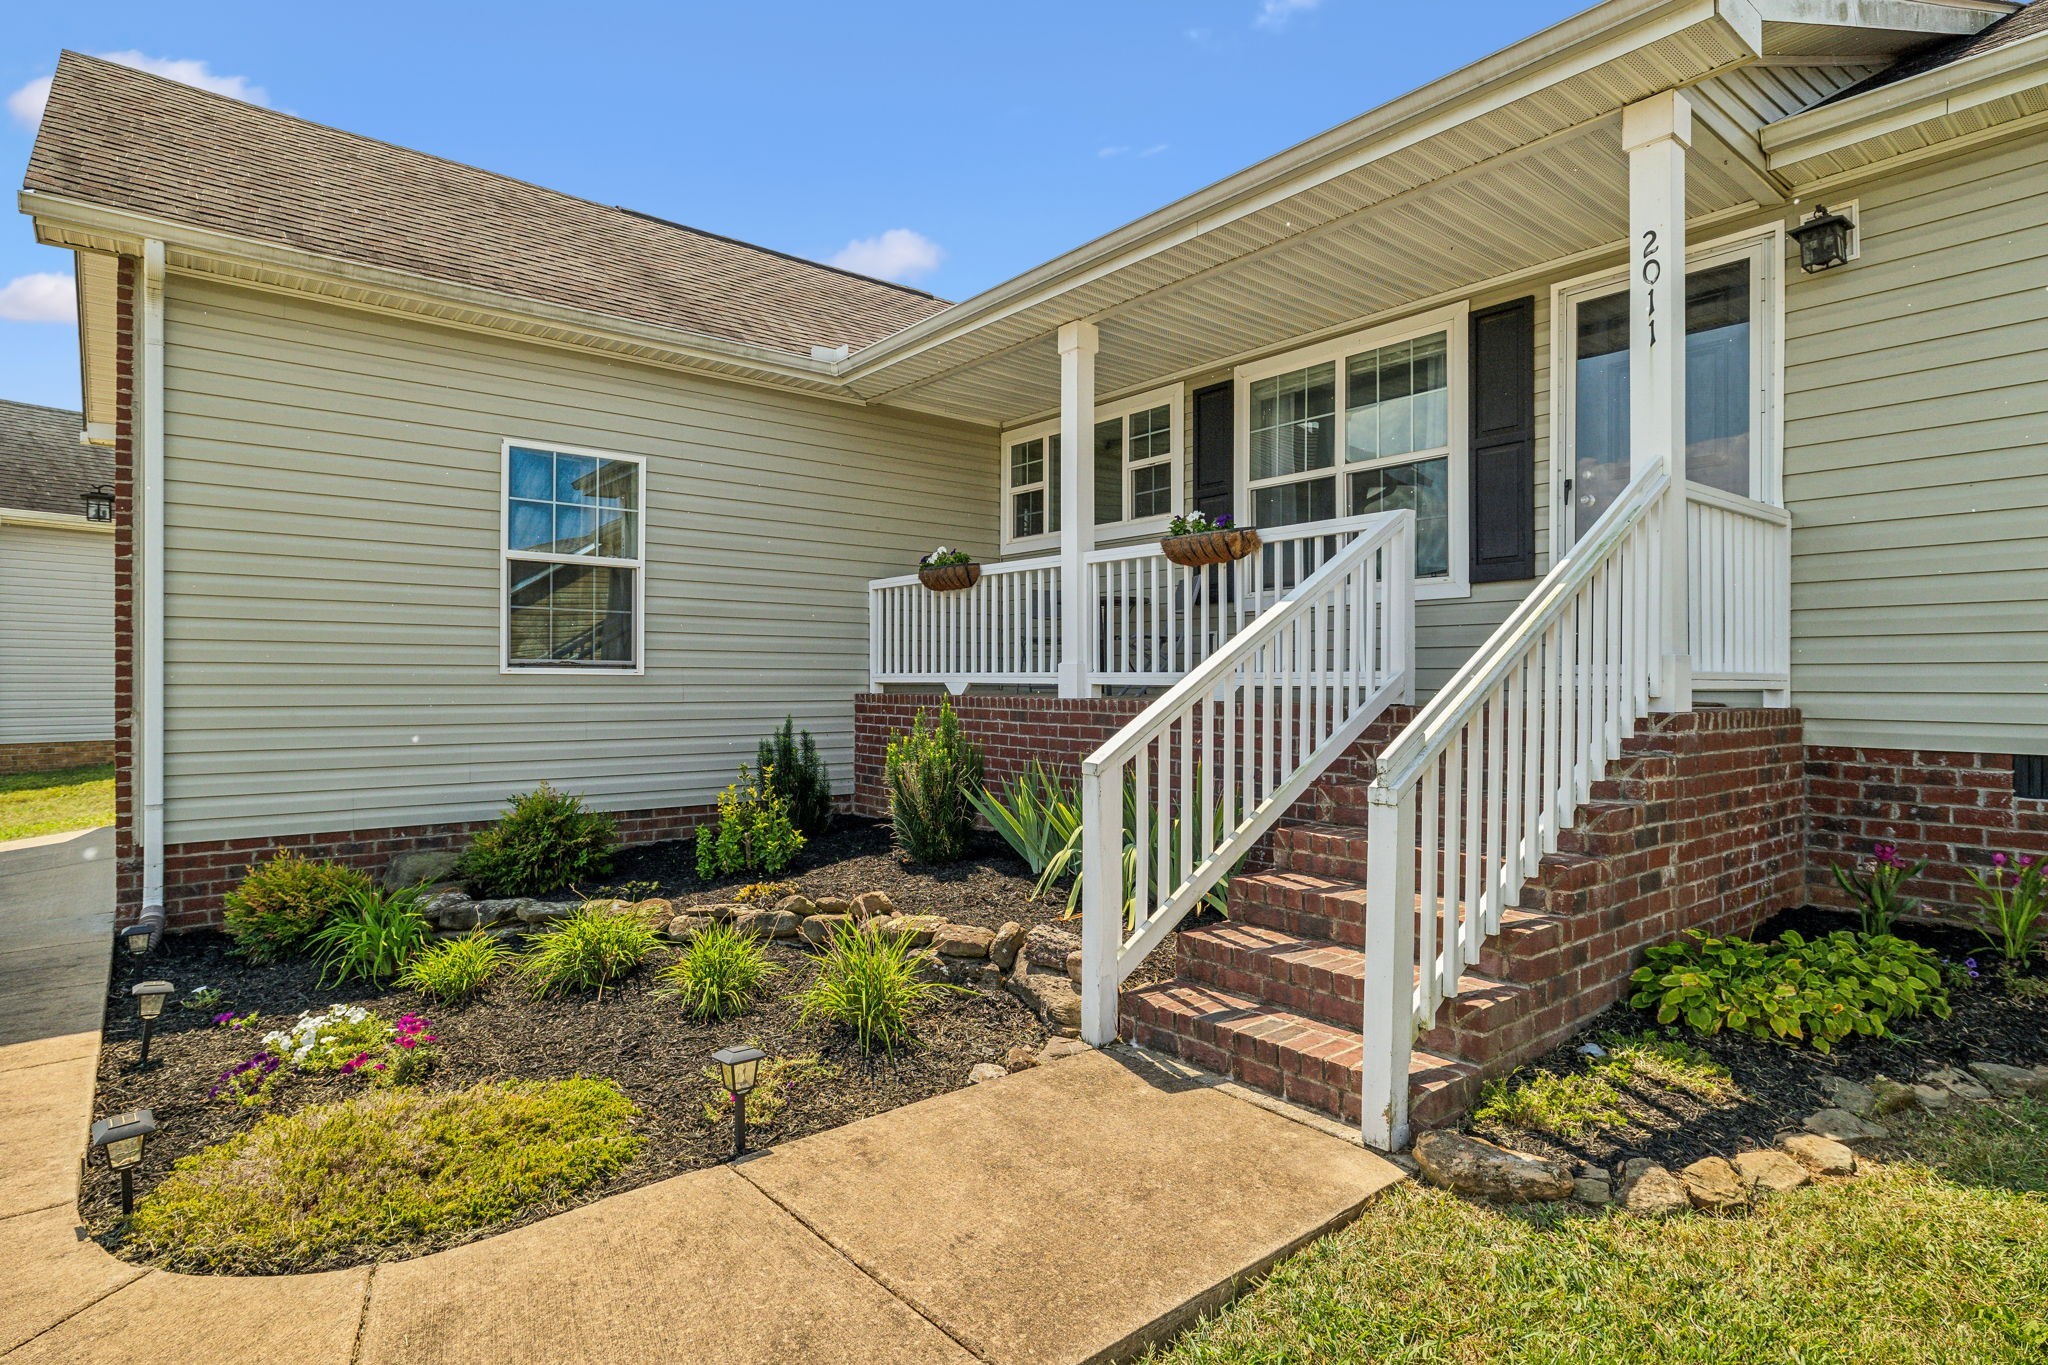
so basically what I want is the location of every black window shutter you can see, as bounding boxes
[1191,381,1234,522]
[1468,296,1537,583]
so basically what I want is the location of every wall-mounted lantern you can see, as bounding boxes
[1789,205,1855,274]
[81,484,114,523]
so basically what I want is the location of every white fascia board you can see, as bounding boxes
[1751,0,2012,42]
[1761,30,2048,166]
[0,507,113,533]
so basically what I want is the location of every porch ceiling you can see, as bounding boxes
[846,0,2006,429]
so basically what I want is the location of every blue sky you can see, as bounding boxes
[2,0,1585,411]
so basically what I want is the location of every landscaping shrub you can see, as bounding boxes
[398,933,512,1005]
[694,764,805,880]
[456,783,617,898]
[796,923,951,1051]
[885,699,984,863]
[126,1079,643,1273]
[1630,929,1949,1052]
[1038,763,1232,921]
[516,901,661,997]
[1966,852,2047,971]
[757,715,835,836]
[1474,1069,1628,1140]
[733,880,798,905]
[968,761,1080,876]
[659,921,779,1020]
[701,1052,835,1133]
[221,852,373,964]
[1831,840,1927,936]
[306,884,432,986]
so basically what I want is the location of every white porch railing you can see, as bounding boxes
[868,515,1392,691]
[1687,485,1791,689]
[1076,511,1416,1042]
[1359,460,1672,1149]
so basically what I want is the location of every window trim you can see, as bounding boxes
[1548,224,1784,561]
[1233,301,1471,601]
[498,437,648,677]
[998,383,1185,556]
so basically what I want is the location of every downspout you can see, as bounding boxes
[139,239,167,930]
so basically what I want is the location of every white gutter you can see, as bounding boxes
[0,506,114,533]
[140,239,166,914]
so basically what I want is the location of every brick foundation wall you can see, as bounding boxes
[852,694,1151,817]
[0,739,115,776]
[1805,746,2048,924]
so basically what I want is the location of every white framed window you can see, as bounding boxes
[500,439,646,674]
[1551,227,1782,554]
[1234,303,1469,597]
[998,384,1184,554]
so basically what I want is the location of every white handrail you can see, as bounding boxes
[1359,458,1672,1150]
[1687,486,1790,687]
[1077,510,1417,1044]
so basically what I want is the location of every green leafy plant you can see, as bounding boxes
[1038,763,1233,922]
[700,1051,835,1132]
[885,699,984,863]
[126,1079,643,1273]
[918,546,972,568]
[968,762,1082,876]
[398,933,513,1005]
[795,923,953,1051]
[1629,929,1950,1053]
[221,852,374,963]
[182,986,225,1013]
[659,921,779,1020]
[1831,841,1927,935]
[1474,1069,1629,1140]
[1965,852,2047,969]
[695,764,806,879]
[733,880,798,905]
[305,884,432,986]
[516,901,661,997]
[757,716,835,836]
[1167,510,1234,536]
[1594,1033,1734,1099]
[456,783,618,898]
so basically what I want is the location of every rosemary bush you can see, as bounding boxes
[456,784,617,898]
[885,699,984,863]
[222,853,373,963]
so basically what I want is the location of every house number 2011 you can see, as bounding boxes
[1640,228,1662,347]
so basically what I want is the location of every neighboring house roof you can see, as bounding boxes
[24,52,951,359]
[1827,0,2048,102]
[0,399,104,518]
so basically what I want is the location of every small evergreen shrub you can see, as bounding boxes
[757,716,835,836]
[694,764,805,880]
[398,933,512,1005]
[1630,929,1949,1052]
[660,922,779,1020]
[221,852,373,963]
[516,901,661,997]
[796,924,951,1051]
[885,699,984,863]
[456,784,617,898]
[127,1079,643,1273]
[306,884,433,986]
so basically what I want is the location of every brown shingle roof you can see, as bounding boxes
[1823,0,2048,104]
[0,400,106,518]
[24,52,951,358]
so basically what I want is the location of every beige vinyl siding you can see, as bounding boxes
[1782,127,2048,752]
[160,276,993,844]
[0,521,114,744]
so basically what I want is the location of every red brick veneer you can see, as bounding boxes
[1805,746,2048,925]
[852,693,1151,817]
[0,739,114,776]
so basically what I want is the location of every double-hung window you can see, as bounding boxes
[1238,304,1468,591]
[1000,385,1183,553]
[501,441,645,672]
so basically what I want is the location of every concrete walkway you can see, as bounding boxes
[0,830,1403,1364]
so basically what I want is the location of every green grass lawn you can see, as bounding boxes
[1153,1098,2048,1364]
[0,763,115,843]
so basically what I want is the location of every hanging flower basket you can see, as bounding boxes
[918,562,982,592]
[1160,527,1260,567]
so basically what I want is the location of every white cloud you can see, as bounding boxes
[830,228,944,285]
[0,273,76,324]
[8,52,269,129]
[1098,145,1131,159]
[1140,144,1170,158]
[1255,0,1321,29]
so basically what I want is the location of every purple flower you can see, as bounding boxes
[1993,852,2008,868]
[213,1011,235,1025]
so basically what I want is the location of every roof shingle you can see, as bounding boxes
[24,52,951,358]
[0,400,106,519]
[1824,0,2048,104]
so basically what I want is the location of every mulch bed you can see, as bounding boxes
[88,888,1051,1268]
[1468,906,2048,1171]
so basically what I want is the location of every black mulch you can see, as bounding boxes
[1466,905,2048,1171]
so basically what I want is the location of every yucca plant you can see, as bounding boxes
[1039,764,1234,924]
[967,762,1082,876]
[398,932,512,1005]
[307,885,434,986]
[795,923,953,1052]
[659,922,780,1020]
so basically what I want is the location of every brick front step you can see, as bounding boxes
[1264,821,1372,880]
[1227,869,1369,947]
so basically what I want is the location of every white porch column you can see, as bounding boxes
[1623,92,1694,713]
[1056,320,1098,698]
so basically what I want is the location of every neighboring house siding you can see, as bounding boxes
[159,276,994,844]
[1783,127,2048,753]
[0,522,114,744]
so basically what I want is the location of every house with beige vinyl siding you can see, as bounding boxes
[21,0,2048,1146]
[0,399,114,775]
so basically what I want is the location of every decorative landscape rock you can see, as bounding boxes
[1819,1075,1876,1117]
[989,921,1026,973]
[870,914,945,948]
[1801,1108,1888,1145]
[1910,1083,1953,1111]
[665,915,714,942]
[1004,967,1083,1035]
[1038,1037,1090,1064]
[1620,1164,1691,1216]
[513,899,572,926]
[776,893,820,918]
[1968,1061,2048,1097]
[1778,1132,1857,1176]
[1867,1076,1921,1116]
[851,890,897,920]
[386,849,461,890]
[1924,1066,1994,1103]
[799,913,853,947]
[812,894,855,916]
[1732,1149,1810,1195]
[1411,1131,1574,1203]
[1679,1156,1749,1212]
[733,908,801,940]
[1024,924,1083,971]
[1572,1173,1613,1206]
[623,898,674,926]
[1066,950,1084,984]
[1003,1046,1040,1073]
[968,1063,1007,1085]
[931,923,995,958]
